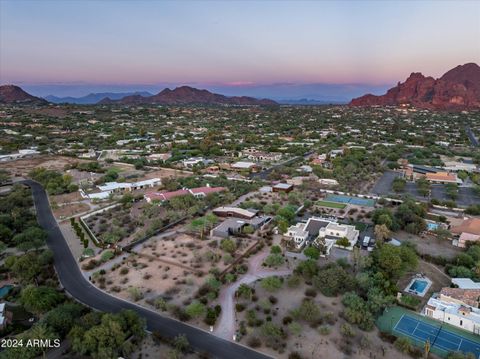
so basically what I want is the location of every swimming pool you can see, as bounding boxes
[410,280,428,293]
[405,277,432,297]
[427,222,439,231]
[0,285,13,298]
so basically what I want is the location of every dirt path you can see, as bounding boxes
[213,249,292,340]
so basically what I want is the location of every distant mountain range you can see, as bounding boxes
[277,98,347,105]
[0,84,48,105]
[99,86,278,106]
[350,63,480,110]
[45,91,153,104]
[0,85,277,106]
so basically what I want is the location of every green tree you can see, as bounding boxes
[292,299,321,323]
[236,284,253,300]
[304,246,320,260]
[220,238,236,254]
[185,301,206,318]
[260,276,283,292]
[264,253,285,267]
[42,303,84,336]
[21,285,64,315]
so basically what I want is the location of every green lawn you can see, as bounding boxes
[316,201,346,209]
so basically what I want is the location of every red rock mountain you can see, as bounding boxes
[0,84,48,105]
[99,86,277,106]
[350,63,480,110]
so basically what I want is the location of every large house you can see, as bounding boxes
[144,186,226,203]
[451,218,480,248]
[242,149,282,162]
[82,178,161,200]
[402,164,462,184]
[182,157,213,168]
[285,217,359,254]
[210,216,271,238]
[231,161,258,171]
[424,284,480,335]
[213,207,258,220]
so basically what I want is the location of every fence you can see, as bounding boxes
[122,216,188,252]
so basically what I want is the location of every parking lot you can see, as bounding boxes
[372,171,480,207]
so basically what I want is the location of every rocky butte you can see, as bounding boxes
[350,63,480,110]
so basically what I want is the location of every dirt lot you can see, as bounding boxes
[83,203,143,245]
[395,230,463,260]
[0,155,90,177]
[51,191,91,219]
[143,167,192,180]
[132,335,200,359]
[237,278,409,359]
[97,229,255,328]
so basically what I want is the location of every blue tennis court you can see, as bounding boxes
[394,315,480,358]
[325,194,375,207]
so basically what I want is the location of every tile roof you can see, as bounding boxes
[440,287,480,308]
[451,218,480,236]
[425,172,457,182]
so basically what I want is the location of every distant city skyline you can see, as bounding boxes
[1,0,479,99]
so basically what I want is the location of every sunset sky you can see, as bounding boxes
[0,0,479,99]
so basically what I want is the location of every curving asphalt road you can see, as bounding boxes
[22,180,272,359]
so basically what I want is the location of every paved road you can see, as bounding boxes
[22,180,272,359]
[250,151,314,180]
[466,126,479,147]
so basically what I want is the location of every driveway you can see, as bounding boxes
[214,250,292,340]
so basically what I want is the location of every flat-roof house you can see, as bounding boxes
[285,216,359,254]
[244,150,282,162]
[272,183,293,193]
[83,178,161,200]
[210,216,271,238]
[318,178,339,186]
[213,207,258,220]
[285,217,331,250]
[144,186,226,203]
[313,222,359,251]
[452,278,480,290]
[98,178,161,193]
[183,157,213,168]
[231,161,257,171]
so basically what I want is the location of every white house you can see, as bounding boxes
[82,178,161,200]
[284,217,358,254]
[182,157,213,168]
[318,178,339,186]
[286,222,309,249]
[231,161,257,170]
[424,287,480,335]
